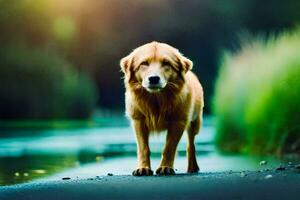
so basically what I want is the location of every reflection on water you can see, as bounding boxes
[0,154,78,185]
[0,117,294,186]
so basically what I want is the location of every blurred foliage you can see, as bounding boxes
[213,28,300,155]
[0,45,97,119]
[1,0,300,113]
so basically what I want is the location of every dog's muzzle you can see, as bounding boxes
[143,75,166,92]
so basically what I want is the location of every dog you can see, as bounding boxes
[120,41,204,176]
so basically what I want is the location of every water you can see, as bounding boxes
[0,117,286,186]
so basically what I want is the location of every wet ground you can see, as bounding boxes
[0,116,297,186]
[1,165,300,200]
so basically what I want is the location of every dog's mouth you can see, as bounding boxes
[145,85,164,93]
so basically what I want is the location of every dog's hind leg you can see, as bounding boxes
[186,115,201,173]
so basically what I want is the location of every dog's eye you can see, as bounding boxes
[140,61,149,66]
[162,60,171,67]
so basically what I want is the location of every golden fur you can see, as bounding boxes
[120,41,204,176]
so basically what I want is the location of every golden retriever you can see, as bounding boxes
[120,41,204,176]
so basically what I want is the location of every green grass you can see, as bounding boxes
[213,28,300,155]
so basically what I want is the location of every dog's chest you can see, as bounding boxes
[141,100,178,132]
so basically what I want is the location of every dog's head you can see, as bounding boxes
[120,41,193,93]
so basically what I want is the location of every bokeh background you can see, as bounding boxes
[0,0,300,186]
[1,0,300,115]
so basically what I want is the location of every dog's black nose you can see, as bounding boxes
[149,76,160,85]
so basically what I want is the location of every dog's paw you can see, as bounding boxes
[187,166,200,173]
[187,162,200,173]
[132,168,153,176]
[156,166,175,175]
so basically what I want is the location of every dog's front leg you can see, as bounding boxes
[132,119,153,176]
[156,121,185,175]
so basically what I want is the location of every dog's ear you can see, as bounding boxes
[120,54,133,74]
[181,56,193,72]
[176,52,193,73]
